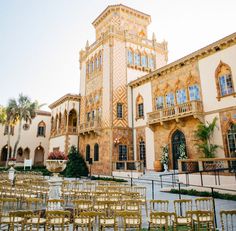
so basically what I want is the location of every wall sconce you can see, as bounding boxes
[114,137,120,147]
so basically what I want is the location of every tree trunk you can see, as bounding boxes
[13,120,22,158]
[5,124,11,168]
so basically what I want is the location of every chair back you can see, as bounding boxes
[195,197,213,211]
[174,199,192,217]
[150,200,169,212]
[220,210,236,231]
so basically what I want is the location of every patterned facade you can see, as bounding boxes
[48,5,236,175]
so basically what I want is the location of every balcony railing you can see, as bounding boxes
[68,126,77,134]
[112,161,144,172]
[147,100,203,125]
[50,126,77,137]
[79,119,101,134]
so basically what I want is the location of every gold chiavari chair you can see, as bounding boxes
[99,211,117,231]
[46,210,71,231]
[9,210,33,231]
[118,211,142,231]
[0,198,18,230]
[73,199,93,213]
[220,210,236,231]
[195,197,213,212]
[148,211,177,231]
[187,210,215,231]
[47,199,65,211]
[73,211,97,231]
[25,197,46,230]
[133,186,148,215]
[173,199,192,229]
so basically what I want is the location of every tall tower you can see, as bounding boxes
[79,4,168,175]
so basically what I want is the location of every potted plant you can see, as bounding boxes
[46,151,68,175]
[195,117,221,170]
[160,144,169,172]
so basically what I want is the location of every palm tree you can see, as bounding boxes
[6,94,41,158]
[195,117,220,158]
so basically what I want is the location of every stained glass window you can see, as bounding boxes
[176,89,187,104]
[166,93,175,107]
[141,55,147,67]
[156,96,164,109]
[219,74,233,96]
[148,56,154,69]
[128,50,133,65]
[135,52,141,66]
[189,85,200,101]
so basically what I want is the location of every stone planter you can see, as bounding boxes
[8,160,16,168]
[46,160,67,174]
[46,159,67,210]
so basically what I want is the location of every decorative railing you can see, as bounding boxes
[50,126,77,137]
[147,101,203,125]
[79,119,101,134]
[178,158,236,173]
[112,161,144,172]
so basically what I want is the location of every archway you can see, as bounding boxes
[16,147,24,162]
[1,145,12,162]
[171,130,186,169]
[34,146,44,166]
[23,147,30,159]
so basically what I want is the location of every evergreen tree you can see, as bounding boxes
[65,146,88,177]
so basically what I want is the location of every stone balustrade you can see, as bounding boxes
[147,100,203,125]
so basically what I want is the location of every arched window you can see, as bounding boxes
[155,96,164,110]
[148,55,155,69]
[227,123,236,157]
[166,92,175,107]
[189,85,200,101]
[176,89,187,104]
[68,109,77,132]
[86,61,90,75]
[215,61,235,99]
[94,143,99,161]
[134,51,141,66]
[98,51,102,69]
[136,94,144,118]
[127,49,133,65]
[86,145,90,161]
[141,53,148,67]
[118,144,127,161]
[91,58,94,73]
[37,121,46,137]
[117,103,123,119]
[1,145,12,161]
[139,140,146,167]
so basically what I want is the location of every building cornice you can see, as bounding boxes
[129,32,236,88]
[36,110,51,116]
[92,4,151,28]
[49,94,81,109]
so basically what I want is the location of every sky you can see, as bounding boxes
[0,0,235,111]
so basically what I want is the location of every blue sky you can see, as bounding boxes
[0,0,235,111]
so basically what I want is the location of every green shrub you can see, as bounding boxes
[64,146,88,178]
[169,188,236,201]
[91,176,127,182]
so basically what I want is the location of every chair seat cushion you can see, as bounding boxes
[49,218,69,224]
[149,218,166,225]
[100,218,115,225]
[27,218,46,224]
[74,217,94,224]
[176,217,191,224]
[125,218,140,225]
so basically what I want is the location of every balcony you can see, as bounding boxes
[79,119,101,135]
[147,101,204,126]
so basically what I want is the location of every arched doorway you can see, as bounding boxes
[23,147,30,159]
[34,146,44,166]
[171,130,186,169]
[1,145,12,162]
[16,147,24,162]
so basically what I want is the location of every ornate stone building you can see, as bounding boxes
[78,4,168,175]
